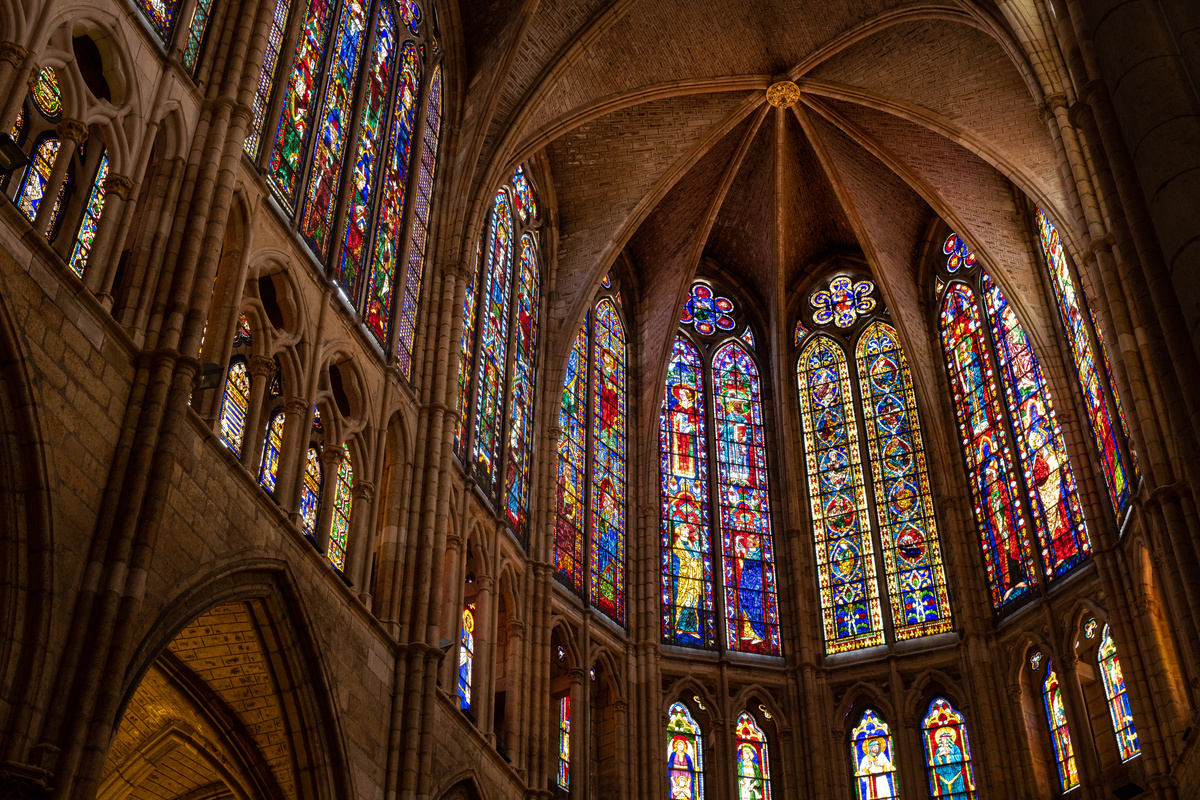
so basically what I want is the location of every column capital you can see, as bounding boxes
[248,355,277,377]
[284,397,309,415]
[568,667,586,683]
[103,174,136,199]
[351,480,376,501]
[0,42,28,67]
[546,425,562,442]
[1040,92,1069,120]
[56,119,89,144]
[323,445,346,468]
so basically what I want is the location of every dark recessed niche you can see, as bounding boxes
[330,364,351,417]
[259,275,285,329]
[72,35,111,102]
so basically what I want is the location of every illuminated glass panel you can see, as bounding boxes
[734,713,771,800]
[245,0,291,159]
[856,322,952,639]
[267,0,337,210]
[512,163,538,223]
[943,234,977,273]
[1043,663,1079,792]
[661,337,715,648]
[797,335,883,653]
[681,283,735,335]
[397,65,444,378]
[741,326,756,349]
[667,703,705,800]
[182,0,215,71]
[30,68,60,117]
[471,191,514,499]
[300,446,322,536]
[922,698,976,800]
[554,323,587,593]
[713,342,780,655]
[940,283,1036,609]
[1035,209,1134,521]
[1098,624,1140,761]
[234,313,252,346]
[503,235,540,538]
[219,359,250,457]
[982,271,1090,580]
[557,696,571,790]
[259,410,285,493]
[335,11,400,302]
[11,104,25,141]
[458,604,475,709]
[137,0,178,41]
[794,319,809,347]
[298,0,369,258]
[851,710,897,800]
[395,0,419,32]
[329,446,352,570]
[453,239,482,458]
[362,45,421,345]
[69,151,109,277]
[590,298,627,624]
[811,275,875,328]
[16,137,67,231]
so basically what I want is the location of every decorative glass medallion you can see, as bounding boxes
[811,276,875,328]
[943,234,978,273]
[681,283,736,335]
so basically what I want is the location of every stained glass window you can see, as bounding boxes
[667,703,705,800]
[661,337,715,648]
[362,42,421,345]
[797,335,883,653]
[329,446,353,569]
[471,191,514,499]
[512,163,538,223]
[922,698,976,799]
[30,68,60,118]
[298,0,369,257]
[713,342,780,654]
[557,696,571,790]
[245,0,291,159]
[300,446,323,536]
[234,313,252,346]
[182,0,215,71]
[1098,624,1140,761]
[453,240,482,458]
[734,713,771,800]
[68,152,109,277]
[794,319,809,347]
[11,104,25,141]
[458,604,475,709]
[851,710,897,800]
[259,411,285,493]
[16,137,66,227]
[940,283,1036,608]
[396,65,443,378]
[1042,663,1079,792]
[219,359,250,456]
[681,283,735,335]
[590,298,627,624]
[137,0,179,41]
[554,323,588,593]
[983,272,1091,579]
[741,326,756,349]
[856,322,952,639]
[812,275,875,328]
[503,235,540,538]
[1035,209,1135,522]
[267,0,337,210]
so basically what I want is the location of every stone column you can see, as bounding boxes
[0,42,29,133]
[314,445,344,555]
[474,572,495,737]
[33,120,87,237]
[241,356,275,471]
[1058,656,1105,798]
[276,397,312,515]
[85,174,135,299]
[344,480,375,590]
[568,668,585,800]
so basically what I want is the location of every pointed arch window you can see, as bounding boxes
[851,709,898,800]
[1042,662,1079,792]
[937,234,1091,611]
[661,283,780,654]
[69,151,109,277]
[795,275,952,654]
[667,702,705,800]
[219,359,251,456]
[1098,624,1140,761]
[922,698,976,799]
[1035,210,1137,523]
[734,712,772,800]
[328,445,353,569]
[16,136,67,229]
[457,603,475,709]
[182,0,216,72]
[454,170,543,543]
[245,0,291,159]
[259,410,286,493]
[552,285,628,624]
[556,696,571,790]
[300,446,323,536]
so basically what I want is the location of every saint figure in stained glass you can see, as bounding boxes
[457,604,475,709]
[852,710,897,800]
[922,698,976,799]
[734,713,771,800]
[1098,624,1140,761]
[1043,663,1079,792]
[667,702,704,800]
[590,298,627,623]
[555,323,587,592]
[300,447,322,536]
[259,411,286,493]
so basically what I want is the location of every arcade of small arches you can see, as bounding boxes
[0,0,1198,799]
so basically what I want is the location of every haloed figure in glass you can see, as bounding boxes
[929,728,969,796]
[669,492,705,641]
[737,743,765,800]
[857,738,896,799]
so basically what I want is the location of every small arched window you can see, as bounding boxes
[556,696,571,790]
[1041,661,1079,792]
[300,446,323,536]
[219,358,251,456]
[457,603,475,710]
[16,136,67,228]
[937,234,1091,611]
[666,702,705,800]
[69,151,110,277]
[1098,624,1140,761]
[796,275,953,654]
[734,712,772,800]
[328,446,353,570]
[851,709,897,800]
[922,697,977,799]
[259,410,286,493]
[181,0,216,72]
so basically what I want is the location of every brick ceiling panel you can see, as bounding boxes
[702,118,775,297]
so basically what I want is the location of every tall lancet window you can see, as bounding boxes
[795,274,953,654]
[851,709,898,800]
[937,233,1090,611]
[922,698,977,799]
[454,168,543,543]
[552,277,628,623]
[1035,210,1137,523]
[734,712,772,800]
[1098,624,1140,761]
[1041,661,1080,792]
[661,282,780,655]
[667,702,705,799]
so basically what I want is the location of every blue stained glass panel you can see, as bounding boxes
[554,323,588,592]
[503,235,540,539]
[590,298,627,624]
[471,192,514,499]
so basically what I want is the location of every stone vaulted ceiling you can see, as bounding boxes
[446,0,1066,420]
